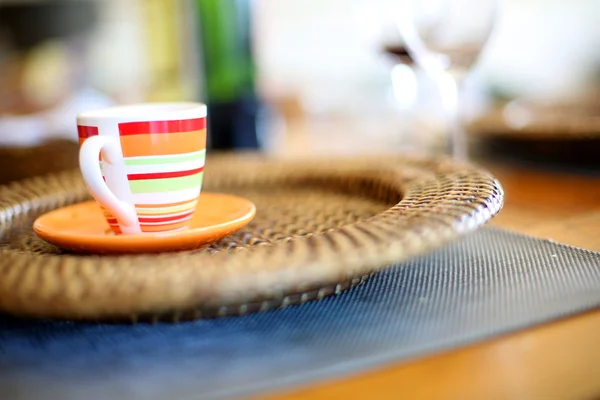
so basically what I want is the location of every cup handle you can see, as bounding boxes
[79,135,140,232]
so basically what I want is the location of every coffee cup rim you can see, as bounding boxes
[77,102,207,123]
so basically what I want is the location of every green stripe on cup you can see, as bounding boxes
[124,150,206,166]
[129,172,204,194]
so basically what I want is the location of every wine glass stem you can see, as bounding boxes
[436,71,467,160]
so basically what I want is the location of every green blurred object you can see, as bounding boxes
[195,0,264,150]
[195,0,256,103]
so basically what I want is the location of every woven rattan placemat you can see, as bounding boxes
[0,154,502,321]
[1,228,600,399]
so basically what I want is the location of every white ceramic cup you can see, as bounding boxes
[77,102,207,235]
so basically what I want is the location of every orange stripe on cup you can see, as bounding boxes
[140,220,190,233]
[78,125,100,157]
[119,130,206,158]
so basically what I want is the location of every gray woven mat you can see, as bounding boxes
[1,227,599,400]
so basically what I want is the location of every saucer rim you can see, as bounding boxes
[32,193,256,254]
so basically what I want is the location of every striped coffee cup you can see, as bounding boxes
[77,103,207,235]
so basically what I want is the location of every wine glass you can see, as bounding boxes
[396,0,499,159]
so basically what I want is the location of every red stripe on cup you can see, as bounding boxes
[77,125,99,139]
[138,210,194,223]
[118,118,205,135]
[127,167,204,181]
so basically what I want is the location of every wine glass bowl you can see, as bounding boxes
[398,0,498,75]
[396,0,499,159]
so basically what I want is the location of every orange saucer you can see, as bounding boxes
[33,193,256,254]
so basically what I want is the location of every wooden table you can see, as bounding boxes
[257,118,600,400]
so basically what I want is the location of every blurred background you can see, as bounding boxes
[0,0,598,176]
